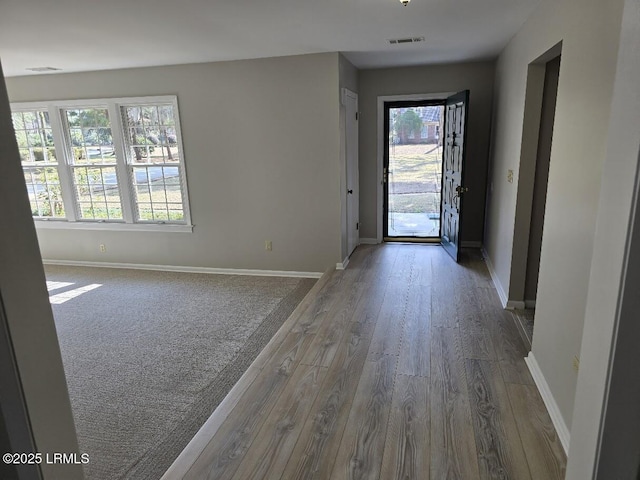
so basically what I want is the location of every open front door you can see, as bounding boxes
[441,90,469,262]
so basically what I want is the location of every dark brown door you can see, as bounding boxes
[441,90,469,261]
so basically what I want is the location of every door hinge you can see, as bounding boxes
[356,222,359,230]
[355,112,359,121]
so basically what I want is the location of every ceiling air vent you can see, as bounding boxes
[25,67,62,72]
[389,36,425,45]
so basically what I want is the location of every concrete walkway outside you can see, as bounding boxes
[388,212,440,237]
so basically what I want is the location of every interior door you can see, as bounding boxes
[345,89,359,256]
[441,90,469,262]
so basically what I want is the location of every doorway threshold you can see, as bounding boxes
[511,309,534,350]
[384,237,441,244]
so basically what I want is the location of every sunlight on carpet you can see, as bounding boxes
[46,265,316,480]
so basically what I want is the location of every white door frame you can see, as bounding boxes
[376,93,455,243]
[340,88,359,267]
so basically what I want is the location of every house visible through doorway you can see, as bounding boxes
[384,101,445,241]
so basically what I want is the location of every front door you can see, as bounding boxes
[441,90,469,262]
[383,101,445,241]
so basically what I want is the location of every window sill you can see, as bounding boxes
[33,220,194,233]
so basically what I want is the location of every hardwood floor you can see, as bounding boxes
[163,244,566,480]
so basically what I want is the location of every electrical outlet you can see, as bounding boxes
[507,169,514,183]
[99,244,106,253]
[572,355,580,372]
[265,240,272,251]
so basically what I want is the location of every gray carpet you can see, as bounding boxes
[45,265,316,480]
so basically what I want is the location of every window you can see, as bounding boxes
[11,96,191,231]
[121,104,185,222]
[64,107,122,221]
[12,110,65,218]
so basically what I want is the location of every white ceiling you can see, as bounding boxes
[0,0,540,77]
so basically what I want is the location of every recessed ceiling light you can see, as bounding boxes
[25,67,62,72]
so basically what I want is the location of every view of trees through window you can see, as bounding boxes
[123,105,184,221]
[12,110,65,218]
[11,97,189,226]
[65,107,123,220]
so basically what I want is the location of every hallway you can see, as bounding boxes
[165,244,566,479]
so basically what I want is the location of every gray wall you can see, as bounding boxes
[6,53,342,273]
[357,62,495,243]
[566,0,640,476]
[484,0,624,433]
[0,62,82,479]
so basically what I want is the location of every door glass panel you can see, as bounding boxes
[387,105,444,238]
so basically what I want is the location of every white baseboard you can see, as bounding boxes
[525,352,570,454]
[461,240,483,248]
[525,300,536,309]
[359,238,378,245]
[336,256,350,270]
[42,259,323,279]
[506,300,526,311]
[481,248,508,308]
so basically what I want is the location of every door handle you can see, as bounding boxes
[455,185,469,194]
[348,189,353,194]
[383,167,391,184]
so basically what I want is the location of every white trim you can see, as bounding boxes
[42,259,322,279]
[461,240,483,248]
[11,95,180,110]
[506,300,526,311]
[49,104,78,222]
[359,237,379,245]
[109,102,136,224]
[11,96,192,228]
[481,247,508,308]
[525,352,570,453]
[336,256,350,270]
[481,248,526,311]
[34,220,193,233]
[376,92,455,243]
[161,267,334,480]
[525,300,537,309]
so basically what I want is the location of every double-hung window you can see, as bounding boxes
[63,106,122,221]
[11,96,192,231]
[13,109,66,218]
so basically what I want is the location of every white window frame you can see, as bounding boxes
[11,96,193,232]
[12,107,67,219]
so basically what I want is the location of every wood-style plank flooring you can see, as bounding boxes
[163,244,566,480]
